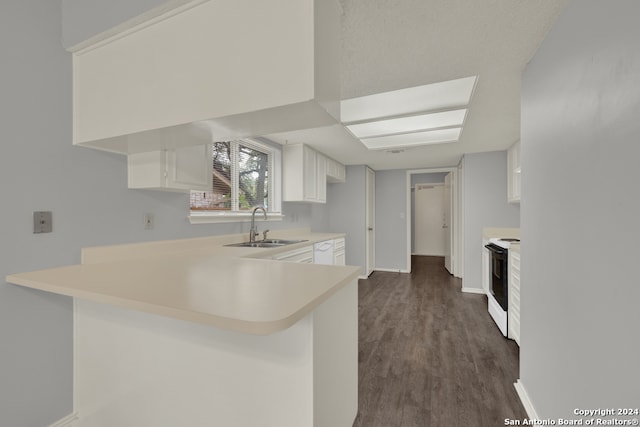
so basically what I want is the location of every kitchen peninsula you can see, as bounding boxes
[6,230,359,427]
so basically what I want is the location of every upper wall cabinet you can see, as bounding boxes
[128,145,211,192]
[70,0,341,154]
[507,140,521,203]
[326,157,346,183]
[283,144,345,203]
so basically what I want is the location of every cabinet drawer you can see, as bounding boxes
[334,238,345,251]
[272,246,313,263]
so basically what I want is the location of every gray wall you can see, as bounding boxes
[410,172,447,253]
[462,151,520,290]
[520,0,640,418]
[312,165,367,276]
[0,2,310,425]
[61,0,186,48]
[374,170,408,271]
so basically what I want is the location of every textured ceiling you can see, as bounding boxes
[268,0,568,170]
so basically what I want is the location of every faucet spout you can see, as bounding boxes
[249,206,267,242]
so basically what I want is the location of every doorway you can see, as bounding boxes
[414,183,446,256]
[406,167,460,277]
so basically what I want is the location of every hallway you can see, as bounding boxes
[353,256,526,426]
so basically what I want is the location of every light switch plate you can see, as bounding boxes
[33,211,52,234]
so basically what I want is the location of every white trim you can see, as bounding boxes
[188,213,285,224]
[514,380,539,420]
[405,167,460,276]
[49,413,78,427]
[374,268,410,274]
[461,287,486,295]
[365,167,375,276]
[358,275,369,280]
[457,157,465,279]
[68,0,208,53]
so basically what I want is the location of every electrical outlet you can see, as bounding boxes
[33,211,52,234]
[144,213,154,230]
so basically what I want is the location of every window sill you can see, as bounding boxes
[188,212,285,225]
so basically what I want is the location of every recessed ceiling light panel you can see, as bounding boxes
[346,109,466,138]
[361,128,461,150]
[341,76,477,123]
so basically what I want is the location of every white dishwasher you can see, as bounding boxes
[313,240,334,265]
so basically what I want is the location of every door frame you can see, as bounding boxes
[365,167,375,276]
[405,167,461,277]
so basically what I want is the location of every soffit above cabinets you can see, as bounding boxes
[70,0,340,155]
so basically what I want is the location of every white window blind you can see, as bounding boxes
[190,139,277,214]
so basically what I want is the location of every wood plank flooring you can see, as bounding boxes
[353,255,526,427]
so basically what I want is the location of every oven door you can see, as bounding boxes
[484,243,508,311]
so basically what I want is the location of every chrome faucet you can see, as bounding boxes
[249,206,267,242]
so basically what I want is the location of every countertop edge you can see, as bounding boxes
[6,256,361,336]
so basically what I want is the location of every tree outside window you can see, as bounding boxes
[190,140,272,212]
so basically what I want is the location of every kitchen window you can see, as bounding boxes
[189,138,282,223]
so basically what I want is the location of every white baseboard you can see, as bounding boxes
[514,380,539,420]
[374,268,410,273]
[461,287,486,294]
[358,275,369,280]
[49,413,78,427]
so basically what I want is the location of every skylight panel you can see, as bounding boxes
[341,76,477,123]
[346,109,466,139]
[361,128,461,150]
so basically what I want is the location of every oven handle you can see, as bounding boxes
[485,243,507,254]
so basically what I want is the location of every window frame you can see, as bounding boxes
[188,138,283,224]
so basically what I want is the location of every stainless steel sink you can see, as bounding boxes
[225,239,308,248]
[260,239,308,245]
[225,241,286,248]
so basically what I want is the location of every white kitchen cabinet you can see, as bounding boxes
[507,140,521,203]
[128,145,211,192]
[326,157,346,183]
[482,238,490,294]
[334,238,346,266]
[508,249,521,345]
[69,0,340,154]
[272,245,314,264]
[283,144,327,203]
[316,153,327,203]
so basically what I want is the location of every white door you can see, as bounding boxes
[443,173,453,273]
[414,184,445,256]
[366,167,375,276]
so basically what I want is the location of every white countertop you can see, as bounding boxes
[482,227,520,240]
[6,230,359,335]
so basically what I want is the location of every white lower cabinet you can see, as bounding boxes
[482,238,490,294]
[508,250,521,345]
[334,238,345,266]
[272,245,314,263]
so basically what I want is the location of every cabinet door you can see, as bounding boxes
[316,153,327,203]
[482,239,490,293]
[507,140,521,203]
[166,145,212,191]
[303,146,318,201]
[508,250,521,345]
[127,146,211,192]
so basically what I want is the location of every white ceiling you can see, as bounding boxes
[267,0,567,170]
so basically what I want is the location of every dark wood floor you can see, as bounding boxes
[353,255,526,427]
